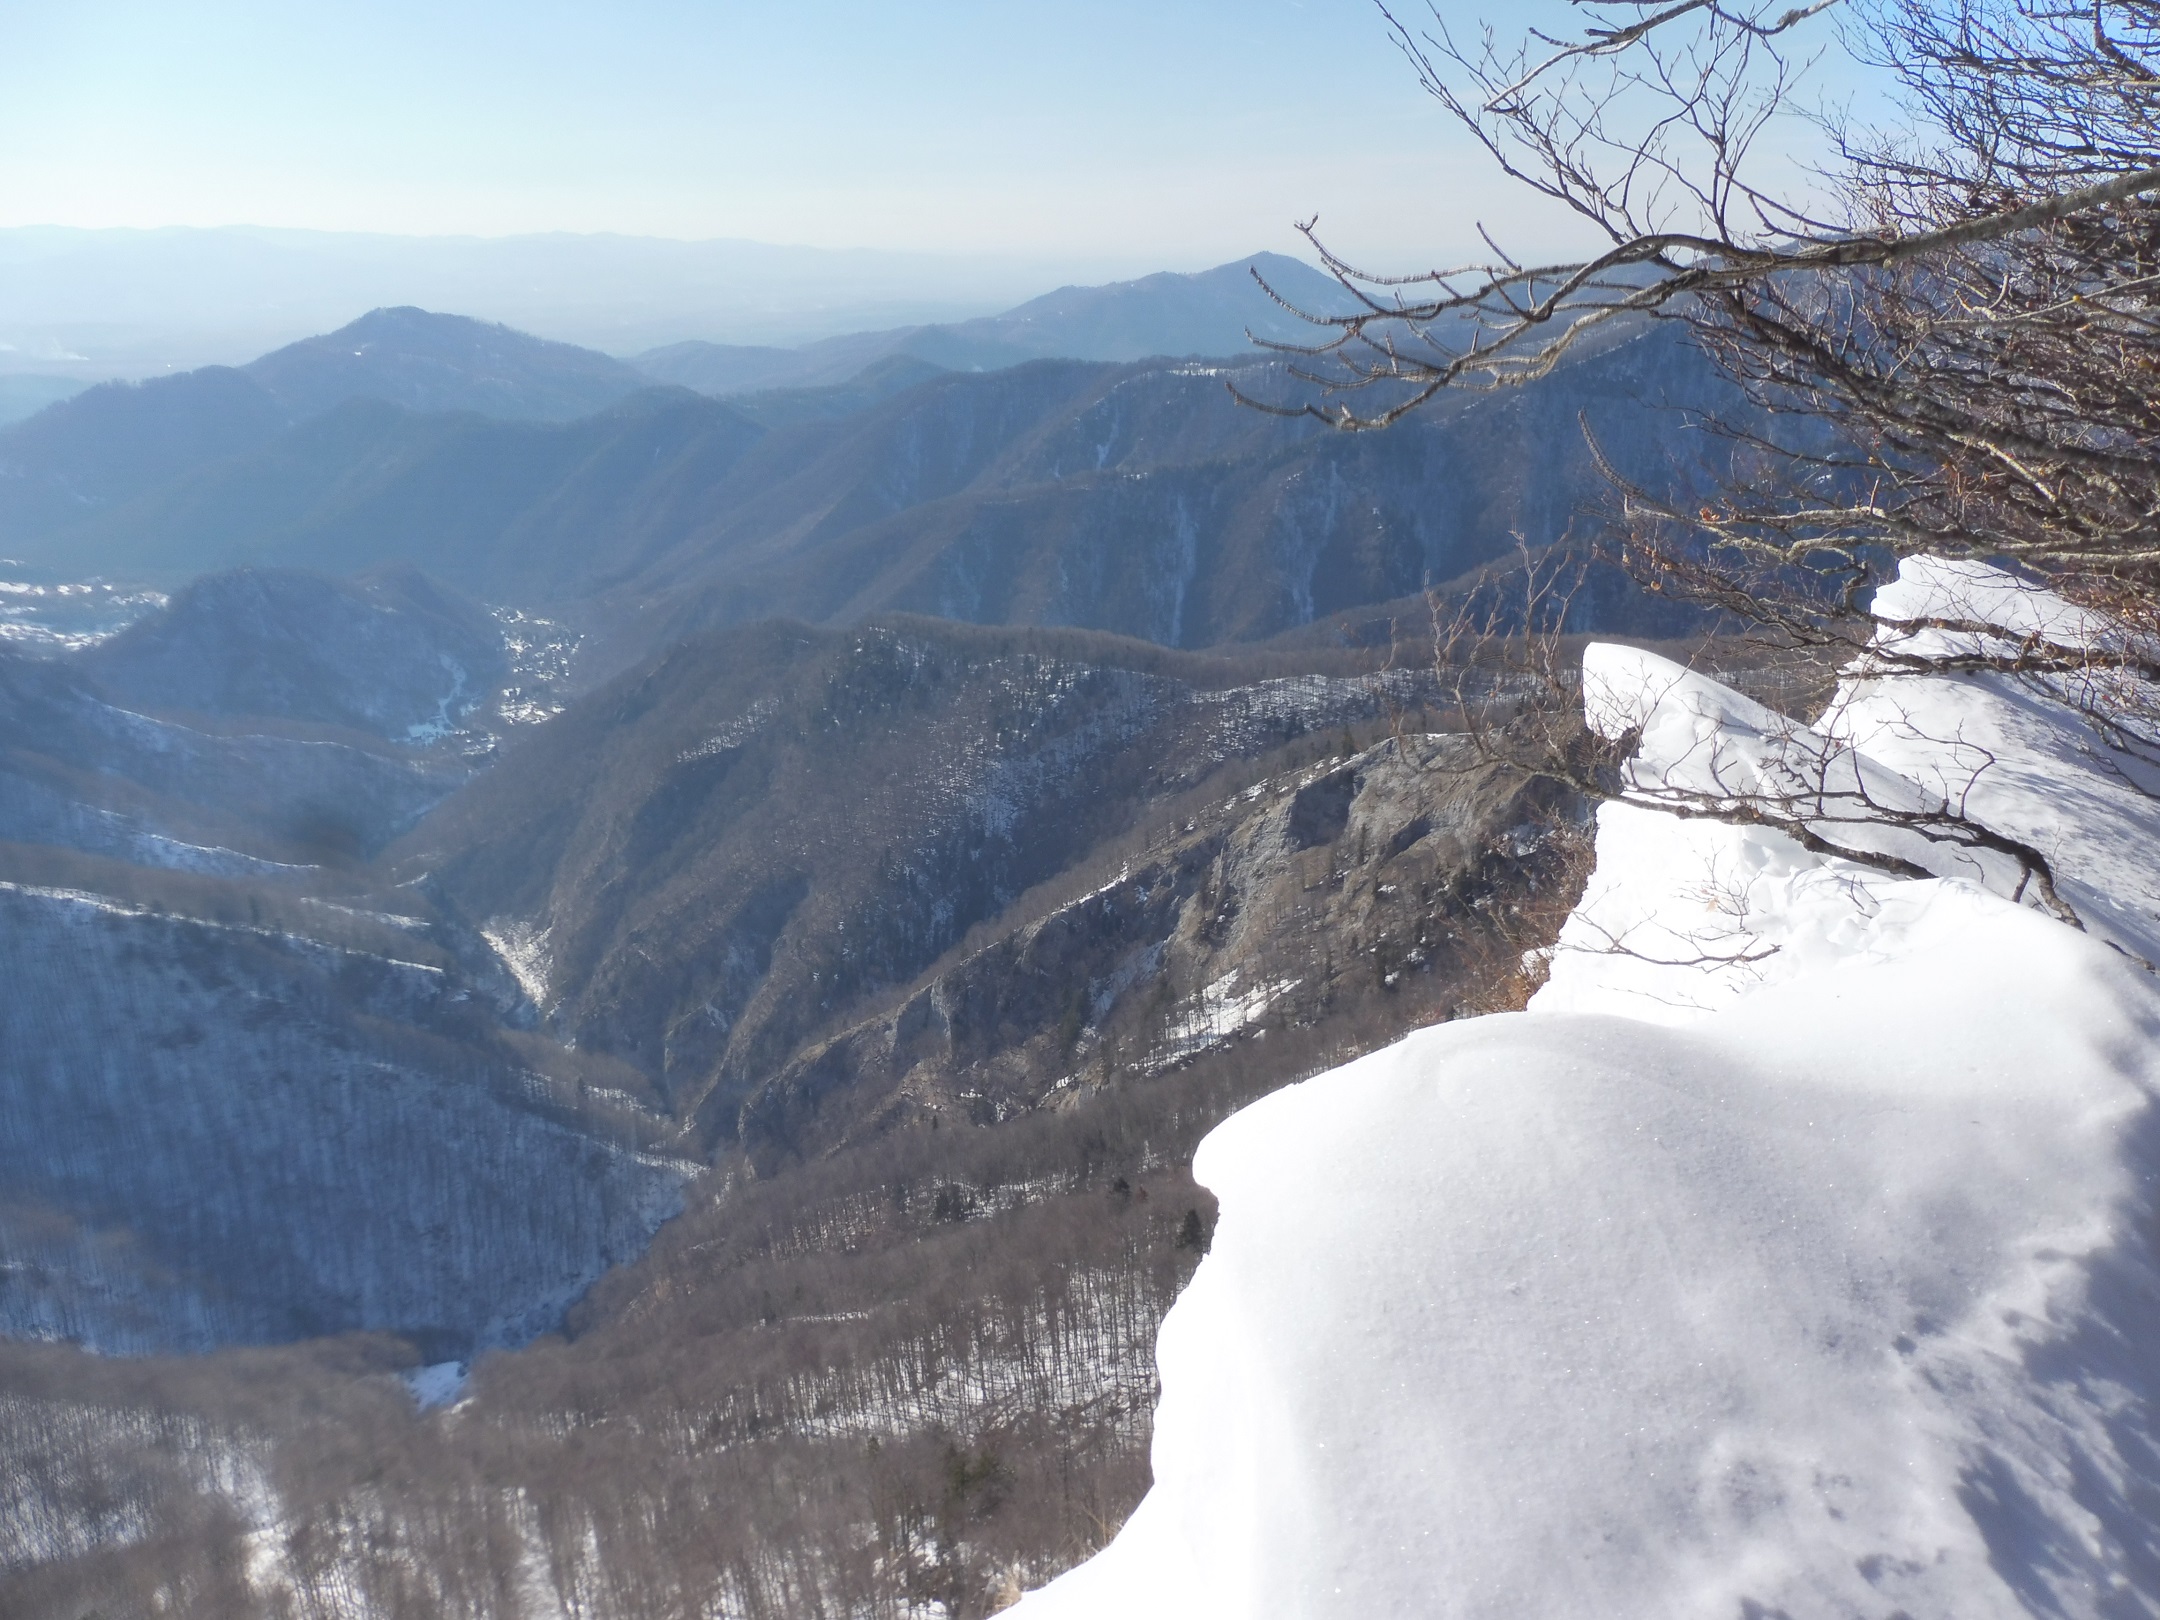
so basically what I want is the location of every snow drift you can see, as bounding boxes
[1015,558,2160,1619]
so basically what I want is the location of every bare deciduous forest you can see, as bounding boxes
[1,823,1582,1618]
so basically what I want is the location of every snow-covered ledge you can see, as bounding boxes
[1014,559,2160,1619]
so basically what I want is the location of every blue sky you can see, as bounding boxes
[0,1,1858,272]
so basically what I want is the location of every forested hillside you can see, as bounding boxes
[4,318,1725,678]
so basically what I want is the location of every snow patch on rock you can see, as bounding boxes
[484,918,555,1010]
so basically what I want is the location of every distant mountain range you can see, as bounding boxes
[0,270,1727,664]
[0,224,1107,374]
[632,252,1360,393]
[0,255,1360,565]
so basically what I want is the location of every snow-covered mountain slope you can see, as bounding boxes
[1017,558,2160,1619]
[0,881,694,1356]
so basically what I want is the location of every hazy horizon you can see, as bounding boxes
[0,0,1867,377]
[0,226,1317,380]
[1,3,1564,257]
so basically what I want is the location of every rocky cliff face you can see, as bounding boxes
[421,629,1302,1120]
[398,615,1583,1170]
[745,734,1579,1163]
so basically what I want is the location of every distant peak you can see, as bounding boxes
[327,306,505,339]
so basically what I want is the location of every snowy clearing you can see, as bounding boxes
[402,1360,470,1410]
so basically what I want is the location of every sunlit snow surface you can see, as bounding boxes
[1016,558,2160,1619]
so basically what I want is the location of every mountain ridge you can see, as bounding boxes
[630,251,1358,394]
[0,308,658,551]
[9,325,1732,669]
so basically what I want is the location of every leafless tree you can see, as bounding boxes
[1244,0,2160,634]
[1238,0,2160,945]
